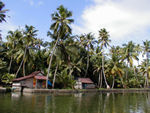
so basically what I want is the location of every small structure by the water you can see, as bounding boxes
[12,71,46,91]
[75,78,95,89]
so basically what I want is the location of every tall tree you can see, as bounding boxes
[122,41,138,67]
[0,1,8,23]
[0,1,8,40]
[46,5,74,88]
[98,28,111,89]
[143,40,150,87]
[122,41,138,84]
[106,46,124,88]
[79,33,96,77]
[15,25,38,77]
[6,30,23,73]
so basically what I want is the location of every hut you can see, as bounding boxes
[75,78,95,89]
[12,71,47,91]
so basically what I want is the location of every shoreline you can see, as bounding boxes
[0,87,6,93]
[1,88,150,93]
[15,88,150,93]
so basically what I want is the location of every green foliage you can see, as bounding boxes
[1,73,15,84]
[0,1,8,23]
[57,68,76,89]
[0,3,150,89]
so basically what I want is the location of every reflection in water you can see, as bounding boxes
[0,92,150,113]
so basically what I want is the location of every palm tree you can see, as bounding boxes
[46,5,74,88]
[139,60,150,87]
[15,25,38,77]
[79,33,96,77]
[122,41,138,84]
[6,30,23,73]
[106,46,125,88]
[0,1,8,23]
[122,41,138,67]
[93,61,102,88]
[142,40,150,87]
[0,1,8,40]
[135,44,142,65]
[98,28,111,89]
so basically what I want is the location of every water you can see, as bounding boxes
[0,92,150,113]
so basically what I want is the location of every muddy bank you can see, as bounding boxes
[0,87,6,93]
[20,88,150,93]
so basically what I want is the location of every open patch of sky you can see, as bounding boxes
[1,0,150,46]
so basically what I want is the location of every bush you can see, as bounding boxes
[1,73,16,85]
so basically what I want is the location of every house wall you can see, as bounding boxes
[36,80,46,89]
[83,83,95,89]
[74,81,82,89]
[20,78,33,88]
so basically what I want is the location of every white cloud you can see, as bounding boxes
[72,0,150,44]
[38,1,44,6]
[29,0,34,6]
[24,0,34,6]
[24,0,44,6]
[0,18,18,41]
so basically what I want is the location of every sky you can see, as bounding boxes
[1,0,150,46]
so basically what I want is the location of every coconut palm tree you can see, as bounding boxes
[93,61,102,88]
[135,44,142,65]
[79,33,96,77]
[98,28,111,89]
[0,1,8,23]
[122,41,138,84]
[15,25,38,77]
[139,60,150,87]
[6,30,23,73]
[122,41,138,67]
[46,5,74,88]
[0,1,8,40]
[106,46,125,88]
[142,40,150,87]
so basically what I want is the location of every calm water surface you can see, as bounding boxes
[0,92,150,113]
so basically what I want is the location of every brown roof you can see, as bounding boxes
[35,75,46,80]
[13,71,46,82]
[78,78,94,84]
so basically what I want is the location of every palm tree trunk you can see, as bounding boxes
[146,52,149,87]
[85,46,89,77]
[98,72,101,88]
[23,61,26,76]
[120,76,126,88]
[46,37,59,89]
[52,63,58,89]
[134,67,142,88]
[8,55,13,73]
[100,70,103,88]
[112,76,115,89]
[16,47,27,77]
[125,62,129,81]
[102,53,110,89]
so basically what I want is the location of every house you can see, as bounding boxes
[12,71,47,91]
[75,78,95,89]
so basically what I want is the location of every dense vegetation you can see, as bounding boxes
[0,1,150,89]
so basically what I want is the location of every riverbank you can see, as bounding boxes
[21,88,150,93]
[1,88,150,93]
[0,87,6,93]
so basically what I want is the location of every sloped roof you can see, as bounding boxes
[78,78,94,84]
[13,71,46,82]
[35,75,46,80]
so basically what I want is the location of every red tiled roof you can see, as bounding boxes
[78,78,94,84]
[35,75,46,80]
[13,71,45,82]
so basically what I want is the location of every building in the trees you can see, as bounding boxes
[74,78,95,89]
[12,71,47,91]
